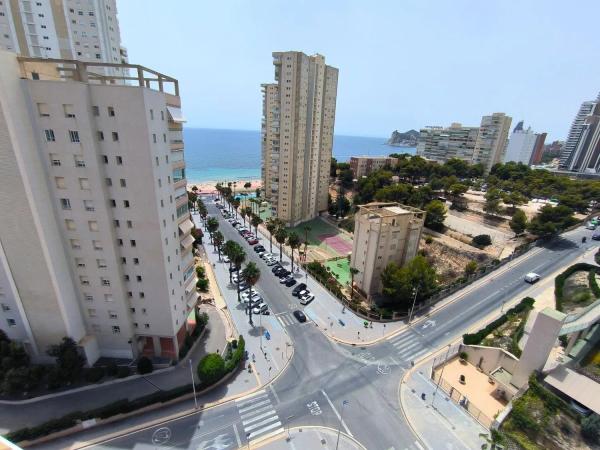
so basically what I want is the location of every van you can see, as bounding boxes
[524,273,540,284]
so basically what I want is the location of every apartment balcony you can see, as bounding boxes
[170,141,184,151]
[172,160,186,171]
[175,193,188,208]
[174,178,187,190]
[170,149,184,163]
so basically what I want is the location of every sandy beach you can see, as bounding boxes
[187,179,262,194]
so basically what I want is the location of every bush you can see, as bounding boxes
[136,356,153,375]
[197,353,225,385]
[581,414,600,443]
[116,366,130,378]
[225,335,245,373]
[106,362,118,377]
[425,236,433,244]
[195,266,206,278]
[196,278,209,292]
[84,367,105,383]
[459,351,468,361]
[472,234,492,248]
[555,263,599,311]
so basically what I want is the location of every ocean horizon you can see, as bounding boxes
[183,128,415,183]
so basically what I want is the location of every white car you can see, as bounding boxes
[252,304,269,315]
[260,252,272,259]
[524,272,540,284]
[300,293,315,305]
[265,259,278,266]
[241,292,262,303]
[222,256,230,263]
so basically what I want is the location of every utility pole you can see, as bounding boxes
[408,285,420,325]
[431,344,452,409]
[335,400,349,450]
[189,359,198,409]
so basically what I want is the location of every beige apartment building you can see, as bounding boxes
[417,113,512,172]
[349,156,398,179]
[350,203,425,298]
[0,51,197,364]
[261,51,338,226]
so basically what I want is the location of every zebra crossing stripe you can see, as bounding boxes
[244,416,280,432]
[240,404,274,420]
[389,334,414,345]
[242,410,278,426]
[247,422,283,439]
[238,399,271,414]
[236,391,268,407]
[395,341,420,353]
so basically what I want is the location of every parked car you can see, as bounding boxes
[293,310,307,323]
[254,245,266,253]
[248,239,259,245]
[252,304,269,315]
[265,259,278,266]
[229,266,238,273]
[271,264,283,273]
[300,292,315,305]
[292,283,307,296]
[241,291,262,303]
[593,231,600,241]
[237,281,249,291]
[222,256,230,263]
[280,275,293,284]
[524,272,540,284]
[285,278,297,287]
[273,267,286,277]
[586,222,597,230]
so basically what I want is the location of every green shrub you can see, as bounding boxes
[589,268,600,298]
[225,335,245,373]
[197,353,225,385]
[195,266,206,278]
[196,278,209,292]
[136,357,153,375]
[581,414,600,443]
[555,263,599,311]
[425,236,433,244]
[84,367,105,383]
[472,234,492,248]
[116,366,130,378]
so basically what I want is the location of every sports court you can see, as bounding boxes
[324,258,351,286]
[289,217,353,259]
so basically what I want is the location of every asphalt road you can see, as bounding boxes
[64,203,598,450]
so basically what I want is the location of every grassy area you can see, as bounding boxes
[481,306,533,357]
[324,258,351,286]
[562,270,597,313]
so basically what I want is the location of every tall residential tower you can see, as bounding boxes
[261,51,338,226]
[0,52,197,364]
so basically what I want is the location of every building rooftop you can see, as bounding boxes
[358,202,425,218]
[383,206,410,215]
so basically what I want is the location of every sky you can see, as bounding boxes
[117,0,600,141]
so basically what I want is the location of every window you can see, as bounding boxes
[133,257,139,265]
[123,200,130,208]
[79,276,90,286]
[116,156,123,165]
[161,110,164,120]
[139,292,145,298]
[97,131,104,141]
[144,323,150,329]
[79,178,90,190]
[136,275,142,282]
[108,107,115,117]
[124,275,130,281]
[127,220,133,228]
[130,307,136,313]
[69,130,80,143]
[88,308,97,317]
[104,294,113,302]
[117,238,123,246]
[84,200,95,211]
[92,240,102,250]
[152,133,157,143]
[133,322,138,328]
[121,257,126,264]
[60,198,71,210]
[108,310,117,319]
[120,178,126,187]
[158,178,162,188]
[55,177,66,189]
[85,294,93,302]
[128,291,133,298]
[95,53,101,59]
[112,326,120,334]
[112,132,119,141]
[74,155,85,167]
[65,219,76,230]
[63,104,75,118]
[45,129,55,141]
[37,103,49,117]
[32,72,39,80]
[70,239,81,249]
[163,134,167,143]
[102,155,109,164]
[106,178,112,186]
[50,153,61,166]
[101,278,110,286]
[130,239,136,247]
[113,219,120,228]
[92,106,99,116]
[155,156,159,166]
[75,257,85,267]
[88,220,98,232]
[110,199,116,207]
[150,109,154,120]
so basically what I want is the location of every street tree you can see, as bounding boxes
[206,217,219,244]
[251,214,263,237]
[287,231,301,273]
[223,240,241,282]
[47,337,85,382]
[424,200,447,231]
[266,218,278,253]
[509,209,528,236]
[212,231,224,260]
[349,267,360,301]
[231,247,246,302]
[241,262,261,326]
[274,227,288,262]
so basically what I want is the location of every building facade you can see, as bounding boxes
[564,103,600,174]
[472,112,512,172]
[261,51,338,226]
[504,122,546,165]
[529,132,548,165]
[559,100,597,169]
[350,203,425,298]
[349,156,398,179]
[0,52,197,364]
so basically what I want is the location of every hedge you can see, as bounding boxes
[463,297,535,346]
[197,354,225,385]
[555,263,600,312]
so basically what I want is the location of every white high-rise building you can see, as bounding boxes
[472,112,512,172]
[504,122,539,164]
[0,51,197,364]
[261,51,338,226]
[0,0,127,77]
[559,99,598,169]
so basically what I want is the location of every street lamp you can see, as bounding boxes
[335,400,349,450]
[431,344,452,409]
[408,285,420,325]
[189,359,198,409]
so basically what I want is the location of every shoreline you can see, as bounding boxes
[187,178,262,194]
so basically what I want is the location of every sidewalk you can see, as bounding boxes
[193,212,293,388]
[255,427,364,450]
[400,352,488,450]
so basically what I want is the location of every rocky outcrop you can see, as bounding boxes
[387,129,419,147]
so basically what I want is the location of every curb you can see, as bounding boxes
[251,425,367,449]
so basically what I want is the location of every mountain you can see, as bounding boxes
[387,129,419,147]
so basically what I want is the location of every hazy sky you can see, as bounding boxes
[118,0,600,140]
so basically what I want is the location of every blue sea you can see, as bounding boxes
[183,128,415,183]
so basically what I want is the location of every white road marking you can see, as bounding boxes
[235,389,266,404]
[238,399,271,414]
[269,384,281,404]
[414,441,425,450]
[248,424,284,440]
[394,340,420,353]
[242,410,278,427]
[233,423,242,448]
[320,390,353,437]
[240,404,273,420]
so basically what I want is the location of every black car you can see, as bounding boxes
[273,267,286,276]
[271,264,283,273]
[293,310,307,323]
[277,269,291,278]
[229,266,238,273]
[292,283,307,296]
[285,278,297,287]
[254,245,265,253]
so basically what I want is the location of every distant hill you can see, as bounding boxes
[387,129,419,147]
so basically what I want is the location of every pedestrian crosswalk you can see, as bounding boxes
[388,331,429,363]
[276,312,297,327]
[235,389,283,442]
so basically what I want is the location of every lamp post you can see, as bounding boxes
[408,285,420,325]
[189,359,198,409]
[431,344,452,409]
[335,400,349,450]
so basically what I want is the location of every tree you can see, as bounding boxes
[251,214,263,237]
[191,185,198,193]
[223,240,240,282]
[581,414,600,444]
[213,231,224,260]
[232,198,241,219]
[207,217,219,243]
[503,191,527,211]
[244,182,252,189]
[275,227,288,262]
[509,209,528,236]
[231,247,246,302]
[137,356,153,374]
[255,187,261,198]
[241,262,261,326]
[527,204,577,238]
[448,183,468,209]
[465,260,478,276]
[380,255,437,310]
[472,234,492,248]
[287,232,301,273]
[484,189,503,216]
[197,353,225,385]
[479,430,505,450]
[350,267,360,301]
[266,219,278,253]
[424,200,447,231]
[240,207,247,226]
[47,337,85,382]
[2,367,37,395]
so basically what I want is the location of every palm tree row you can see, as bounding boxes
[265,218,303,272]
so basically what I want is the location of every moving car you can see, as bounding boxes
[300,292,315,305]
[292,283,307,296]
[293,310,307,323]
[524,272,540,284]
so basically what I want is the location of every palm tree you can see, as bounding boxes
[223,240,239,282]
[240,207,247,226]
[251,214,263,237]
[303,225,311,247]
[232,198,241,219]
[287,231,301,273]
[349,267,360,301]
[231,247,246,302]
[241,262,260,326]
[274,227,288,262]
[207,217,219,244]
[265,219,278,253]
[213,231,224,260]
